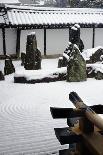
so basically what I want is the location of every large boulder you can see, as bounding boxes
[24,32,41,70]
[67,44,87,82]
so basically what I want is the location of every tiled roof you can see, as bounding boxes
[0,0,20,4]
[5,7,103,27]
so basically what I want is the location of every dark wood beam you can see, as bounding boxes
[2,28,6,55]
[44,28,46,56]
[92,26,95,48]
[16,29,21,58]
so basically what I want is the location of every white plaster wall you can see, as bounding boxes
[46,29,69,55]
[95,28,103,47]
[20,29,44,55]
[0,29,3,55]
[5,28,17,55]
[80,28,93,50]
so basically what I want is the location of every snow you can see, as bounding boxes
[82,46,103,61]
[74,24,80,29]
[63,53,69,60]
[6,7,103,26]
[87,63,103,73]
[15,67,67,80]
[71,26,78,31]
[0,58,103,154]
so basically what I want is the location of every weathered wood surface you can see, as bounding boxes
[69,92,103,131]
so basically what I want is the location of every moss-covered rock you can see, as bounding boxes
[67,44,87,82]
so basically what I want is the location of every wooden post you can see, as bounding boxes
[92,25,95,48]
[2,28,6,55]
[44,28,46,56]
[16,29,21,58]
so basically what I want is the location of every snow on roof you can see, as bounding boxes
[5,6,103,26]
[0,0,20,4]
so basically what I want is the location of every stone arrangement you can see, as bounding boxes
[24,32,41,70]
[4,55,15,75]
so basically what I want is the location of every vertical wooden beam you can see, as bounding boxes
[16,29,21,58]
[92,26,95,48]
[2,28,6,55]
[44,28,46,56]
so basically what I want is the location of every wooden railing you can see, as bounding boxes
[50,92,103,155]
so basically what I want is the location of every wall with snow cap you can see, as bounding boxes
[46,29,69,55]
[5,28,17,55]
[95,28,103,47]
[80,28,93,50]
[0,29,3,55]
[20,29,44,55]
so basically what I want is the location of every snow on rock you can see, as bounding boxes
[14,67,67,83]
[71,26,78,31]
[87,63,103,74]
[82,46,103,61]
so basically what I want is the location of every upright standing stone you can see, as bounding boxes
[69,24,84,52]
[24,32,41,70]
[67,44,87,82]
[4,55,15,75]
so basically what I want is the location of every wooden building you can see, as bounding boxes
[1,5,103,58]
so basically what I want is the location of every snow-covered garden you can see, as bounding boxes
[0,55,103,154]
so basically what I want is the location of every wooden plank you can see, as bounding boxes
[50,107,84,118]
[2,28,6,55]
[54,127,81,145]
[69,92,103,131]
[82,131,103,155]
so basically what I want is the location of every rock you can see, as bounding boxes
[58,57,63,68]
[0,71,4,80]
[24,32,41,70]
[34,49,41,70]
[21,52,26,66]
[69,24,84,52]
[4,58,15,75]
[95,71,103,80]
[86,64,103,80]
[83,47,103,64]
[67,44,87,82]
[86,66,95,78]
